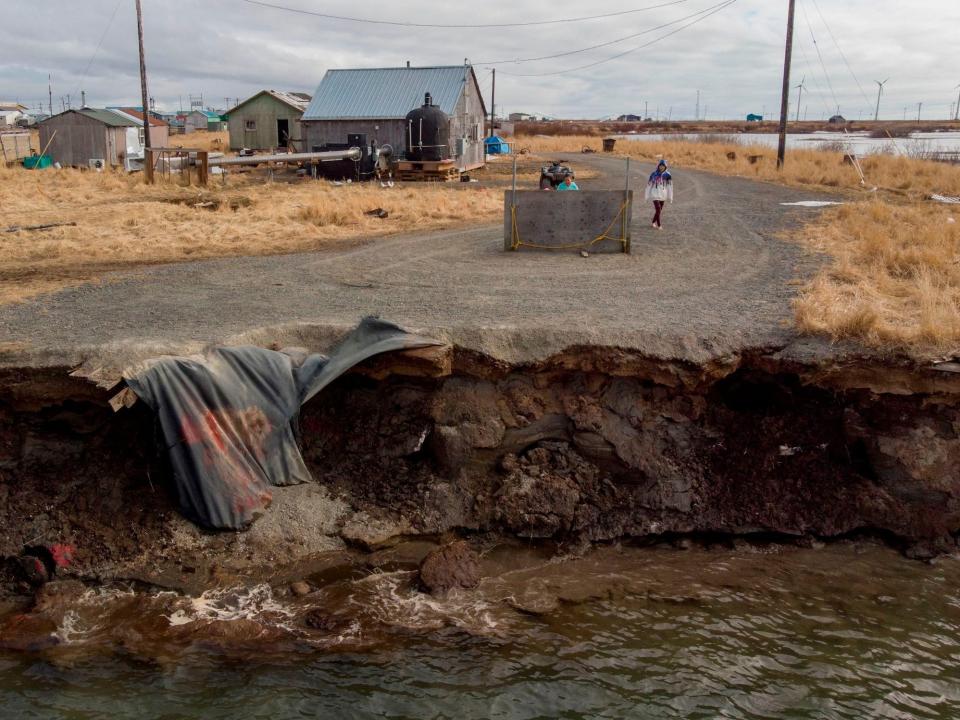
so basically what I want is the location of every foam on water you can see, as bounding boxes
[165,583,295,628]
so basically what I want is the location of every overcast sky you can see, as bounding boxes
[3,0,958,120]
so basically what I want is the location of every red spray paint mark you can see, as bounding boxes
[50,544,75,568]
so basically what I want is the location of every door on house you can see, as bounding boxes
[277,119,289,148]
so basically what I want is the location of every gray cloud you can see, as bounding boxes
[2,0,958,120]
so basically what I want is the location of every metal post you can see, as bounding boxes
[777,0,796,169]
[136,0,152,183]
[511,153,517,208]
[623,157,630,253]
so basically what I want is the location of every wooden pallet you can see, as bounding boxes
[395,159,460,182]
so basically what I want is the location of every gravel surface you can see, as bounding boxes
[0,155,833,369]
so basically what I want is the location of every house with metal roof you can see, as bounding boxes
[39,108,144,168]
[226,90,312,150]
[108,108,170,147]
[301,65,487,170]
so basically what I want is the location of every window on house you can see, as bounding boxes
[138,127,145,145]
[245,120,256,131]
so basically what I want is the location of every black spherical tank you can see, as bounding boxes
[405,93,450,162]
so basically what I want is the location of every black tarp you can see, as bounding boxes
[124,318,439,530]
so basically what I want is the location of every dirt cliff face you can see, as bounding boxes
[1,348,959,598]
[303,357,960,556]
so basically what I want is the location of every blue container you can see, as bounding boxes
[22,155,53,169]
[484,136,511,155]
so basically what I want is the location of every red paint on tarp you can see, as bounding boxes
[50,543,75,568]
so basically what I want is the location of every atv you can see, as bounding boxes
[539,160,574,189]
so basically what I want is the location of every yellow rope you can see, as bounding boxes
[509,201,629,251]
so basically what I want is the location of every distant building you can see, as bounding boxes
[226,90,311,150]
[179,110,208,133]
[301,65,487,169]
[617,114,642,122]
[0,102,28,127]
[828,114,847,125]
[108,108,170,147]
[202,110,226,132]
[39,108,142,168]
[508,112,533,122]
[746,113,764,122]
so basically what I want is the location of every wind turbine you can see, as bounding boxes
[873,78,889,121]
[794,77,805,123]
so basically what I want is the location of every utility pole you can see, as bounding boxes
[644,100,648,119]
[695,90,700,121]
[916,102,922,122]
[81,90,86,108]
[47,74,53,116]
[794,77,804,123]
[955,84,960,121]
[776,0,796,169]
[136,0,152,155]
[873,78,888,121]
[490,67,496,136]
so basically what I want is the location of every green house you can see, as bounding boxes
[746,113,763,122]
[226,90,312,151]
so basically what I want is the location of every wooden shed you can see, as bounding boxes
[38,108,139,168]
[227,90,311,150]
[301,65,487,170]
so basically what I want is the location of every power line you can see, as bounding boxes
[476,1,734,66]
[237,0,692,28]
[72,0,124,104]
[498,0,738,77]
[808,0,871,108]
[799,0,840,113]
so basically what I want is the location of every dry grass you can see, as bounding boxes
[518,134,960,200]
[168,129,229,152]
[0,160,500,303]
[794,202,960,355]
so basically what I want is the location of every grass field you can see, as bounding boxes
[520,134,960,357]
[0,157,500,304]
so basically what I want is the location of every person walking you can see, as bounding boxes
[645,159,673,229]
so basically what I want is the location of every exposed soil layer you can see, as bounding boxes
[1,345,959,602]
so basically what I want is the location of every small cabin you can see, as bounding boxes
[227,90,311,150]
[746,113,764,122]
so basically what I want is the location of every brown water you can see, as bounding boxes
[2,541,959,719]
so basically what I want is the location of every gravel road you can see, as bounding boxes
[0,155,832,368]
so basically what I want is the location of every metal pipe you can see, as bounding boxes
[210,148,361,166]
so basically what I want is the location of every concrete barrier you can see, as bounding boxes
[503,190,632,253]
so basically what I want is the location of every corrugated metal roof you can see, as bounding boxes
[109,108,167,126]
[78,108,137,127]
[303,66,473,120]
[228,90,311,115]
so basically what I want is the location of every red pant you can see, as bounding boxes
[652,200,665,227]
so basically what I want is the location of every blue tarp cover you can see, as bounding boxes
[125,318,439,529]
